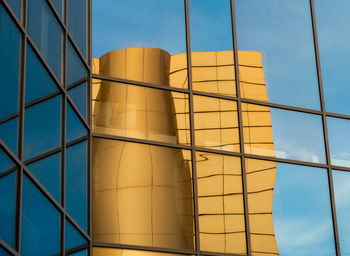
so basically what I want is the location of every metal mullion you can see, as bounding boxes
[66,77,89,90]
[67,33,91,72]
[309,0,340,255]
[326,111,350,121]
[65,244,89,255]
[200,250,245,256]
[0,168,17,180]
[65,214,91,241]
[67,95,91,130]
[0,113,20,125]
[0,0,25,34]
[23,146,61,165]
[331,165,350,173]
[230,0,251,255]
[66,135,89,147]
[24,90,62,109]
[0,239,20,256]
[184,0,200,254]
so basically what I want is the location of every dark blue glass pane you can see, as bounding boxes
[51,0,62,18]
[27,0,62,80]
[25,44,58,104]
[66,141,87,231]
[27,152,61,202]
[68,0,87,58]
[0,148,15,175]
[68,82,87,119]
[0,5,20,120]
[65,219,87,251]
[6,0,22,20]
[24,96,61,160]
[67,40,87,86]
[69,249,87,256]
[22,175,60,256]
[0,118,18,155]
[66,102,87,143]
[0,246,10,256]
[0,172,16,248]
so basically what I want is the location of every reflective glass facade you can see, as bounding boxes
[2,0,350,256]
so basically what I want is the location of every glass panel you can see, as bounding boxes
[68,82,87,119]
[0,148,15,175]
[92,79,190,145]
[0,246,10,256]
[93,248,193,256]
[0,5,21,120]
[21,175,60,256]
[333,170,350,254]
[66,141,87,231]
[327,116,350,167]
[242,103,326,163]
[193,95,239,152]
[65,219,88,251]
[67,40,87,86]
[51,0,62,18]
[68,0,87,58]
[24,96,61,161]
[25,44,58,104]
[27,152,61,202]
[246,158,335,255]
[92,138,194,249]
[196,152,245,254]
[27,0,62,80]
[68,249,87,256]
[66,102,87,143]
[314,1,350,115]
[0,172,16,248]
[235,0,320,110]
[6,0,21,20]
[92,0,188,89]
[189,0,235,97]
[0,118,18,155]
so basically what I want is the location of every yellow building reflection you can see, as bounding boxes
[92,48,278,255]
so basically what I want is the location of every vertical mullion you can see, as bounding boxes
[309,0,340,255]
[230,0,251,255]
[184,0,200,255]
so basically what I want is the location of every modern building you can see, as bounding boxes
[1,0,350,256]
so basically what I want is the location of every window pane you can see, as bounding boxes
[92,79,190,145]
[93,138,194,249]
[235,0,320,110]
[21,175,60,256]
[196,152,245,254]
[0,172,16,248]
[68,0,87,58]
[92,0,187,89]
[68,249,87,256]
[67,40,87,87]
[327,116,350,167]
[189,0,236,97]
[25,44,58,104]
[68,82,87,119]
[242,103,326,163]
[24,96,61,161]
[333,170,350,254]
[27,152,61,202]
[246,159,335,255]
[65,219,88,251]
[27,0,62,80]
[0,118,18,155]
[314,1,350,115]
[193,95,239,152]
[0,5,21,120]
[6,0,21,20]
[66,102,87,143]
[51,0,62,18]
[66,141,87,231]
[0,148,15,175]
[93,248,193,256]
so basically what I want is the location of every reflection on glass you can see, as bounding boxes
[242,103,326,163]
[27,0,62,80]
[193,95,239,152]
[246,159,335,255]
[21,175,60,256]
[25,44,58,104]
[68,82,87,119]
[93,248,193,256]
[0,5,20,120]
[235,0,320,110]
[314,1,350,115]
[0,172,16,248]
[0,148,15,175]
[67,40,87,86]
[0,118,18,155]
[327,117,350,168]
[196,152,245,254]
[68,0,87,58]
[66,141,87,231]
[66,102,87,143]
[93,138,194,249]
[333,170,350,254]
[65,219,88,251]
[27,152,61,202]
[24,96,61,161]
[6,0,22,20]
[92,79,190,145]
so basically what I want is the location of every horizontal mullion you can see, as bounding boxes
[0,113,20,125]
[67,77,89,90]
[200,251,246,256]
[25,90,61,109]
[0,167,17,179]
[326,111,350,121]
